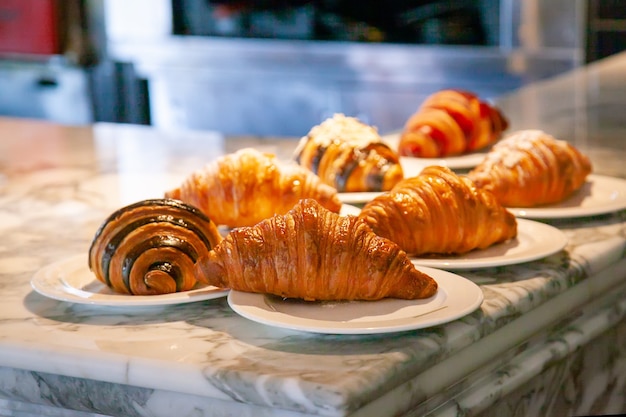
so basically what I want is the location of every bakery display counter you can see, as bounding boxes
[0,52,625,417]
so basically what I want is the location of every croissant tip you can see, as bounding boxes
[193,253,226,287]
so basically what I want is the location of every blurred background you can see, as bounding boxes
[0,0,624,136]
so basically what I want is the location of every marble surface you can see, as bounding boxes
[0,53,626,417]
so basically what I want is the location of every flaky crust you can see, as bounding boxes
[165,148,342,228]
[194,199,438,301]
[294,114,404,192]
[358,166,517,255]
[398,89,508,158]
[467,130,593,207]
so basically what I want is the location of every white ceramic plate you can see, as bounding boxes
[338,191,384,205]
[507,175,626,219]
[411,219,567,270]
[340,204,362,216]
[383,133,488,172]
[227,266,483,334]
[31,254,229,307]
[399,154,487,175]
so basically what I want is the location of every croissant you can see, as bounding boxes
[467,130,593,207]
[398,89,508,158]
[194,199,438,301]
[88,199,223,295]
[294,113,404,192]
[358,166,517,255]
[165,148,342,228]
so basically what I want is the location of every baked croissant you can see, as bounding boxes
[358,166,517,255]
[88,199,223,295]
[398,89,508,158]
[194,199,438,301]
[467,130,593,207]
[294,113,404,192]
[165,148,342,228]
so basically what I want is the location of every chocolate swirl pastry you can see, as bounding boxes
[294,113,404,192]
[88,199,223,295]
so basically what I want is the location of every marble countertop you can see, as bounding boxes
[0,52,625,417]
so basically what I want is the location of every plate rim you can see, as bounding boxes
[30,254,230,307]
[338,191,384,205]
[506,174,626,219]
[227,266,483,335]
[410,218,567,270]
[340,203,362,216]
[399,153,487,171]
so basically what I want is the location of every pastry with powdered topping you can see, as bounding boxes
[294,113,404,192]
[467,129,592,207]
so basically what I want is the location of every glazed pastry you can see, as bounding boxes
[358,166,517,255]
[467,130,593,207]
[88,199,223,295]
[398,89,508,158]
[194,199,438,301]
[165,148,342,228]
[294,113,404,192]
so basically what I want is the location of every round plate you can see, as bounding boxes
[411,219,567,270]
[507,175,626,219]
[399,154,487,175]
[383,132,488,172]
[338,192,384,205]
[227,266,483,335]
[340,203,361,216]
[31,254,229,307]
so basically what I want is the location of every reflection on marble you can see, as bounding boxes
[1,53,626,417]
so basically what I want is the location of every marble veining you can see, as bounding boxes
[0,137,623,416]
[421,283,626,417]
[1,53,626,417]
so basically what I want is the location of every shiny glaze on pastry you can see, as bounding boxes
[88,198,223,295]
[358,166,517,255]
[165,148,342,228]
[194,199,438,301]
[294,113,404,192]
[398,89,508,158]
[467,129,593,207]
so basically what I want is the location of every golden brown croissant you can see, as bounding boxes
[165,148,342,228]
[467,130,593,207]
[194,199,438,301]
[358,166,517,255]
[294,113,404,192]
[398,89,508,158]
[88,199,223,295]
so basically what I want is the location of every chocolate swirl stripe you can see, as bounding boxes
[88,199,223,295]
[94,213,213,287]
[334,149,360,192]
[335,143,394,192]
[120,235,197,294]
